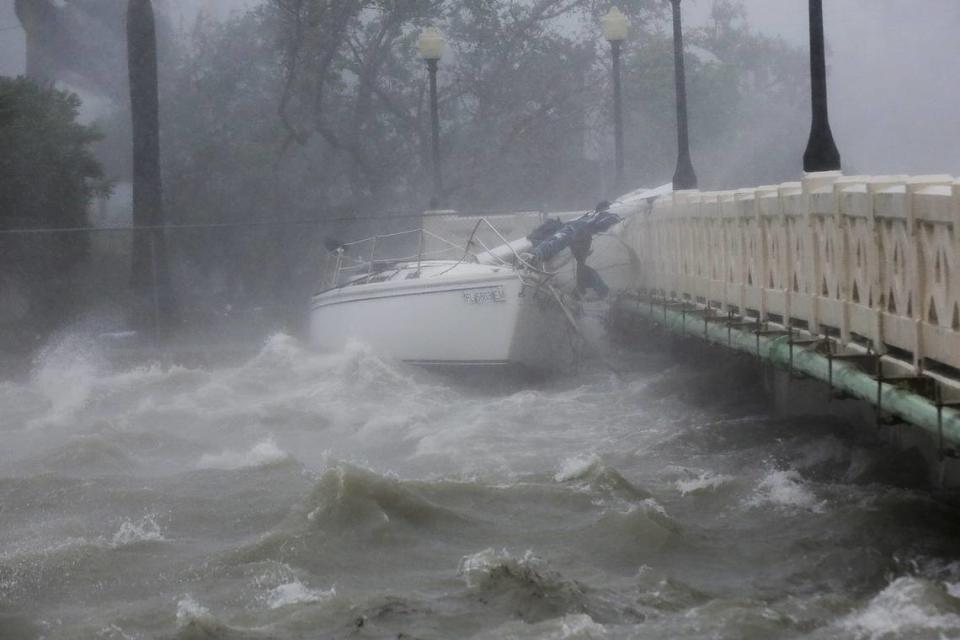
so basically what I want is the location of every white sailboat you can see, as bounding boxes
[309,185,669,371]
[309,221,579,371]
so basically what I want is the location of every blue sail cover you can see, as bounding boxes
[528,210,622,262]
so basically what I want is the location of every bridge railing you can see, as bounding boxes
[621,171,960,374]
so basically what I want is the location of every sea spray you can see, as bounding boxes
[839,577,960,639]
[675,469,734,496]
[111,514,166,547]
[265,580,336,609]
[198,437,290,470]
[746,468,826,513]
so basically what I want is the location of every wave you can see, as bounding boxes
[29,433,137,475]
[746,468,826,513]
[634,564,710,612]
[590,499,679,539]
[111,514,166,547]
[838,576,960,639]
[264,580,336,610]
[456,548,643,626]
[240,335,433,400]
[554,454,652,502]
[469,613,612,639]
[174,594,282,640]
[0,535,110,605]
[197,438,293,471]
[0,510,173,607]
[12,329,436,423]
[675,469,734,496]
[552,456,680,565]
[301,463,467,532]
[174,595,239,640]
[231,462,471,571]
[457,548,593,621]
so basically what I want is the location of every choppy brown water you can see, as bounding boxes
[2,333,960,639]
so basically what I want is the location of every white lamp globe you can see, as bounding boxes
[601,7,629,42]
[418,27,445,60]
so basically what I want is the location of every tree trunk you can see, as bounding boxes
[14,0,57,84]
[127,0,176,336]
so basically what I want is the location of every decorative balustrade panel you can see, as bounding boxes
[622,172,960,373]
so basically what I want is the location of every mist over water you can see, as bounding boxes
[1,332,960,639]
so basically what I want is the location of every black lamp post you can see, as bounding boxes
[802,0,841,172]
[602,7,629,193]
[668,0,697,190]
[419,27,444,207]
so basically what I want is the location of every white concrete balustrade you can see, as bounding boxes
[620,172,960,373]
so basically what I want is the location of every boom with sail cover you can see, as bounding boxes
[527,208,623,263]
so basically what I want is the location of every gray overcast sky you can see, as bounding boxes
[3,1,960,178]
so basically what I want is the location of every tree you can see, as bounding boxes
[0,77,108,341]
[152,0,807,318]
[619,0,808,189]
[15,0,133,100]
[14,0,58,83]
[127,0,176,333]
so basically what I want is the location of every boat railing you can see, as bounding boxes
[318,216,552,293]
[320,217,555,292]
[319,227,470,291]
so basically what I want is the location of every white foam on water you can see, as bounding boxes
[197,437,289,470]
[638,497,668,517]
[839,576,960,639]
[473,613,609,639]
[555,454,602,483]
[946,582,960,599]
[96,623,140,640]
[266,580,336,609]
[676,470,733,496]
[175,594,214,626]
[457,548,545,589]
[111,514,165,547]
[559,614,608,638]
[746,468,826,513]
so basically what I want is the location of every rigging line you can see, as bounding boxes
[0,211,452,235]
[0,24,22,31]
[0,208,571,236]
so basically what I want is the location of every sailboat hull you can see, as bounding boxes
[310,268,577,371]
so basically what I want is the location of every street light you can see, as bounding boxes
[668,0,697,190]
[602,7,629,192]
[802,0,841,172]
[418,27,444,207]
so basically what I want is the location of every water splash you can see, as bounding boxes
[265,580,336,609]
[675,470,734,496]
[197,437,291,470]
[27,333,107,428]
[839,576,960,639]
[111,514,166,547]
[175,595,210,623]
[746,468,826,513]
